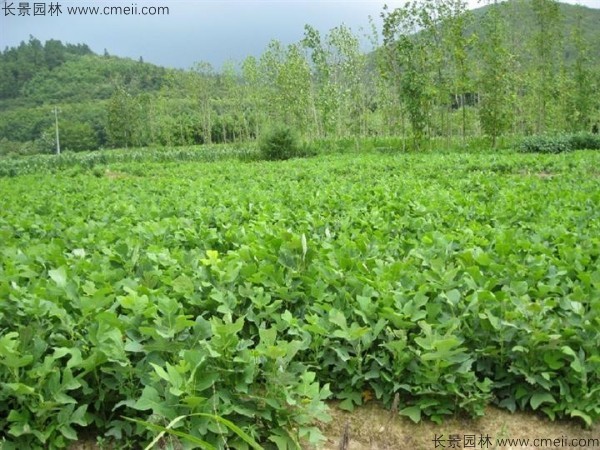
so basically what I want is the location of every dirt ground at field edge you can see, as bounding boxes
[69,402,600,450]
[316,402,600,450]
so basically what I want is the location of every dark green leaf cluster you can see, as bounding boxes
[569,132,600,151]
[258,125,314,161]
[518,134,574,154]
[0,37,93,101]
[518,132,600,153]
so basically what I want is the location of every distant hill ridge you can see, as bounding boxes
[0,38,167,111]
[469,0,600,62]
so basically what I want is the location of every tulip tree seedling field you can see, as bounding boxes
[1,150,599,449]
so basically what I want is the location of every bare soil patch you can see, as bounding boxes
[316,402,599,450]
[104,169,128,180]
[517,170,555,179]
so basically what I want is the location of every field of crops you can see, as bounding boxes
[1,149,599,449]
[0,144,259,178]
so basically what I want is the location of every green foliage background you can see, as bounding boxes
[1,0,600,155]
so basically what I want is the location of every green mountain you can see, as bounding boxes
[469,0,600,63]
[371,0,600,71]
[0,38,175,150]
[0,37,168,111]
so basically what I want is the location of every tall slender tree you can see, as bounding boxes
[445,0,473,143]
[477,0,514,147]
[530,0,563,133]
[563,8,596,132]
[191,62,216,144]
[302,25,333,137]
[107,86,140,148]
[241,56,265,139]
[381,2,433,147]
[327,25,368,137]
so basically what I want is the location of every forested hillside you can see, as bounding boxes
[0,38,166,108]
[1,0,599,155]
[470,0,600,62]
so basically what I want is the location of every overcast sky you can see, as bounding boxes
[1,0,599,69]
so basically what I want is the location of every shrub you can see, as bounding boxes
[518,134,573,154]
[518,132,600,154]
[0,138,49,157]
[0,138,23,157]
[569,132,600,150]
[259,125,313,161]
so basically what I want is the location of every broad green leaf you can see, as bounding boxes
[132,386,174,417]
[59,424,78,441]
[400,405,421,423]
[530,392,556,410]
[150,362,170,383]
[269,434,295,450]
[172,275,194,295]
[70,405,89,427]
[434,337,462,352]
[329,308,347,329]
[4,383,35,395]
[49,267,67,287]
[338,398,356,412]
[259,326,277,347]
[569,410,592,427]
[445,289,460,305]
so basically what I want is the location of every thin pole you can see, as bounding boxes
[54,107,60,155]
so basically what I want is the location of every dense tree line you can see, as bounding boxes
[0,36,93,101]
[1,0,599,155]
